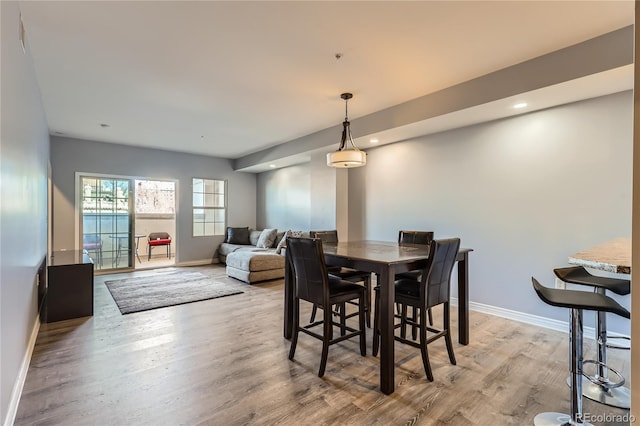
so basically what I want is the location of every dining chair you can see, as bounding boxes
[398,230,434,245]
[396,230,435,337]
[308,230,373,327]
[372,237,460,381]
[147,232,172,261]
[287,237,366,377]
[82,234,103,266]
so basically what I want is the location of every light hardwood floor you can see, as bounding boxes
[15,265,631,425]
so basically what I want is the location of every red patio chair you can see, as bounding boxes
[147,232,172,260]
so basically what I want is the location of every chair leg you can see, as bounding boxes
[428,307,434,326]
[578,293,631,409]
[364,276,371,328]
[412,307,418,340]
[309,304,318,323]
[319,304,332,377]
[444,302,456,365]
[372,289,380,357]
[569,308,584,424]
[288,298,300,361]
[400,304,408,339]
[148,246,152,261]
[340,303,347,336]
[534,308,588,426]
[359,293,367,356]
[419,306,434,381]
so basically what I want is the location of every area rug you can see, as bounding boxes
[105,270,244,314]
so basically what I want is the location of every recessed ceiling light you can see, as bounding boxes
[513,102,528,109]
[370,138,379,144]
[269,164,276,168]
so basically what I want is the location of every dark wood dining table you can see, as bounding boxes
[283,240,473,395]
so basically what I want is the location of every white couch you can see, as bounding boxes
[219,228,313,284]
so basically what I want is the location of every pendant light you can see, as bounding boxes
[326,93,367,168]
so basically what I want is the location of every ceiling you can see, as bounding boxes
[19,1,634,168]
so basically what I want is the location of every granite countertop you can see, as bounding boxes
[568,237,631,274]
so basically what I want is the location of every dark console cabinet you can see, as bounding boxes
[42,250,94,323]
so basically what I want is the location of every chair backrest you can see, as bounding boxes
[310,230,338,244]
[422,238,460,308]
[148,232,171,241]
[83,234,102,247]
[286,237,329,306]
[398,230,434,246]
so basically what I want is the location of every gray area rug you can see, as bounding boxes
[105,270,244,314]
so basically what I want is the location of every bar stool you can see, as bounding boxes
[554,266,631,409]
[531,277,630,426]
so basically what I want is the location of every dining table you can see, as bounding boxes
[283,239,473,395]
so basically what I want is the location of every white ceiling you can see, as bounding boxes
[19,1,634,164]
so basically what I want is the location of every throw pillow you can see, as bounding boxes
[249,230,263,246]
[275,230,291,254]
[226,227,250,245]
[256,228,277,248]
[272,231,285,248]
[275,230,309,254]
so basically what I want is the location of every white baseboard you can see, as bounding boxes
[4,317,40,426]
[175,259,215,267]
[450,297,628,342]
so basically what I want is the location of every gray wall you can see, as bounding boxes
[256,163,310,231]
[350,91,632,333]
[0,1,50,423]
[50,137,256,264]
[258,91,632,334]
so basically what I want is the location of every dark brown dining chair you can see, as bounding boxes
[396,230,435,336]
[309,230,373,327]
[372,238,460,381]
[287,237,366,377]
[398,230,434,245]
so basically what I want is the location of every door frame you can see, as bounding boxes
[75,172,135,272]
[75,172,178,272]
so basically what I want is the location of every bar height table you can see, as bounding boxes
[568,237,631,274]
[283,240,473,395]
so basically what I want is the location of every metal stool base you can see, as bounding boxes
[534,412,592,426]
[565,376,630,409]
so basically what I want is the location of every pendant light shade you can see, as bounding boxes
[327,93,367,168]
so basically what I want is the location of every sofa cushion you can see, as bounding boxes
[148,238,171,246]
[218,243,247,257]
[249,230,263,246]
[226,227,250,245]
[256,228,277,248]
[226,266,284,284]
[226,251,285,272]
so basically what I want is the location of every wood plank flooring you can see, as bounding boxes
[15,265,631,425]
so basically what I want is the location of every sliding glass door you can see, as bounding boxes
[80,176,133,270]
